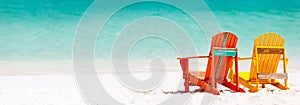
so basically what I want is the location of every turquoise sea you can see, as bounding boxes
[1,0,300,69]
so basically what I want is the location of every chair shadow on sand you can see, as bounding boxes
[162,89,234,94]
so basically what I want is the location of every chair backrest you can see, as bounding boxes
[249,32,285,80]
[204,32,238,82]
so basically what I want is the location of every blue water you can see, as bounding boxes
[0,0,299,65]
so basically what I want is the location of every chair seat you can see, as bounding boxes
[238,72,250,80]
[189,71,206,79]
[190,71,228,82]
[237,72,281,84]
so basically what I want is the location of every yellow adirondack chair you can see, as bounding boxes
[229,32,289,92]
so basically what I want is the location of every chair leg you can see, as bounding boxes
[255,79,260,91]
[271,82,289,90]
[197,80,220,95]
[237,76,258,92]
[262,84,266,88]
[206,87,220,95]
[221,82,245,92]
[184,78,189,92]
[284,79,289,89]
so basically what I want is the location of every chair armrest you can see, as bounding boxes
[231,57,252,62]
[212,47,238,51]
[238,57,252,60]
[177,56,210,60]
[236,57,288,61]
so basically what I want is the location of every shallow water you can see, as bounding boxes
[0,0,299,69]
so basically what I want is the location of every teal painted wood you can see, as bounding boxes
[213,50,236,56]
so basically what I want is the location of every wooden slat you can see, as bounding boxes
[190,71,205,79]
[205,33,223,80]
[268,33,276,74]
[217,33,231,79]
[211,33,225,87]
[271,32,280,73]
[205,34,215,80]
[249,35,259,80]
[220,33,232,79]
[258,73,288,79]
[272,34,285,73]
[214,50,236,56]
[223,33,237,80]
[257,48,284,54]
[221,33,234,80]
[258,33,266,74]
[268,33,279,74]
[205,34,218,79]
[265,33,274,74]
[205,35,216,80]
[213,33,226,80]
[260,33,269,74]
[222,33,236,79]
[250,33,265,79]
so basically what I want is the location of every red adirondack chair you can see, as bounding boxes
[177,32,245,95]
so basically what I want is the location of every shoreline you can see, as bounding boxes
[0,60,299,75]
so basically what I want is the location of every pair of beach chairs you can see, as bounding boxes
[178,32,289,95]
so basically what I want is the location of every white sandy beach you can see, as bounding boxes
[0,73,299,105]
[0,65,299,105]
